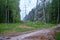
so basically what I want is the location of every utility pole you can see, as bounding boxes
[25,4,27,16]
[24,0,27,16]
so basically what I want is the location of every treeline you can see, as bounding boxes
[24,0,60,24]
[23,8,35,21]
[0,0,20,23]
[45,0,60,23]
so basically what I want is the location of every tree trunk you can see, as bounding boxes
[5,0,8,23]
[57,0,59,24]
[34,0,38,21]
[42,0,46,24]
[7,0,9,23]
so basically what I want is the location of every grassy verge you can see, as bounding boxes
[0,23,33,33]
[0,23,20,33]
[23,21,55,28]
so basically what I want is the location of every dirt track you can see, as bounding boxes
[0,25,60,40]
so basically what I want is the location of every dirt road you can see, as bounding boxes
[0,25,60,40]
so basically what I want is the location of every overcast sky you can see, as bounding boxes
[19,0,37,20]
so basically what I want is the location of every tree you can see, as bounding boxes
[0,0,20,23]
[41,0,46,24]
[23,0,60,24]
[34,0,38,21]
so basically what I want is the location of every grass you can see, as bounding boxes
[0,22,55,33]
[0,23,20,29]
[55,32,60,40]
[23,21,55,28]
[0,23,34,33]
[54,27,60,40]
[15,28,33,32]
[0,23,21,33]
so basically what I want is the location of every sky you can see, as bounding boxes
[19,0,37,20]
[19,0,52,20]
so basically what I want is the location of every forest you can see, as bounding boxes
[0,0,60,40]
[0,0,20,23]
[0,0,60,24]
[24,0,60,24]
